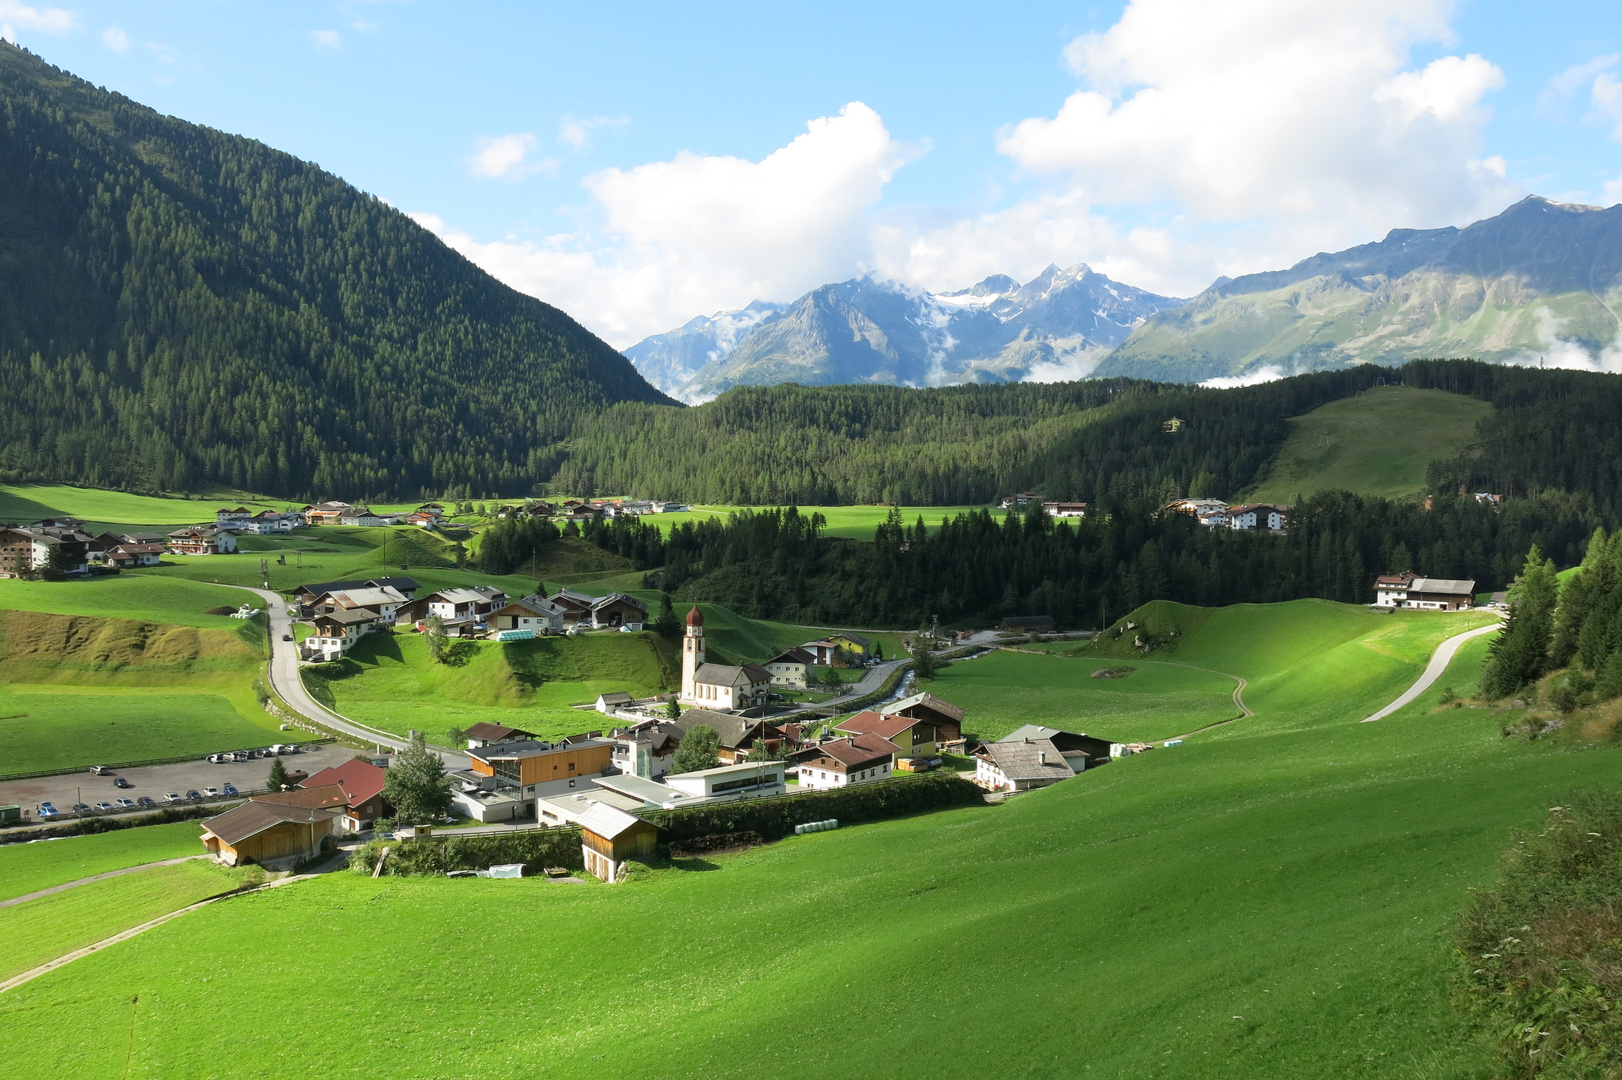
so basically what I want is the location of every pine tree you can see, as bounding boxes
[266,756,290,792]
[1481,547,1559,699]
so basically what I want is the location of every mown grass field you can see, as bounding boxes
[1244,385,1490,504]
[0,483,284,530]
[1,600,1610,1079]
[0,577,263,628]
[0,859,244,981]
[0,822,205,902]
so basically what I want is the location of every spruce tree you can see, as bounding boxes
[1481,547,1559,699]
[266,756,290,792]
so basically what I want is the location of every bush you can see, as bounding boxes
[1454,790,1622,1077]
[352,827,585,877]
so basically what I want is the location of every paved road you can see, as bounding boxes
[1360,619,1505,723]
[777,659,912,717]
[224,585,469,769]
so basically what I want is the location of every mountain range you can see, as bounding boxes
[630,197,1622,395]
[627,266,1181,402]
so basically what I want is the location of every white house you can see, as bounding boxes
[1228,504,1289,531]
[663,760,786,800]
[794,734,897,791]
[310,585,408,623]
[300,608,380,662]
[973,737,1075,793]
[338,507,392,527]
[1041,501,1088,518]
[1372,572,1476,611]
[489,594,565,634]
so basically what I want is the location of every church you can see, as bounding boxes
[679,606,773,711]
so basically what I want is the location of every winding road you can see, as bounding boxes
[1360,619,1504,723]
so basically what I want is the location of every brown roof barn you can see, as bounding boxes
[201,801,337,867]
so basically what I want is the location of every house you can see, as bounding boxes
[565,504,603,523]
[452,738,616,822]
[291,577,420,614]
[595,691,635,714]
[404,511,439,529]
[546,588,598,625]
[403,587,509,628]
[1474,492,1504,505]
[666,708,780,763]
[309,584,409,623]
[300,607,380,661]
[200,801,337,868]
[997,492,1040,510]
[246,510,299,533]
[835,708,948,759]
[1372,573,1476,611]
[1000,615,1055,634]
[299,758,390,831]
[1042,501,1088,518]
[607,721,682,778]
[105,542,165,568]
[119,531,167,545]
[795,733,898,790]
[489,594,565,634]
[999,726,1114,771]
[1162,417,1184,432]
[166,526,238,555]
[663,759,787,799]
[974,737,1075,792]
[0,527,90,577]
[578,803,660,883]
[302,501,354,525]
[252,783,350,812]
[802,631,879,666]
[462,722,539,748]
[590,593,648,630]
[1165,498,1232,526]
[1228,503,1289,531]
[215,506,254,525]
[878,693,966,742]
[764,647,816,689]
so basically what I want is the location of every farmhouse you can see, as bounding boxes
[104,542,164,568]
[462,722,539,748]
[595,691,634,713]
[1000,726,1115,771]
[578,803,660,883]
[338,507,391,527]
[795,733,898,791]
[490,594,565,634]
[292,576,419,614]
[1228,504,1289,531]
[546,588,597,625]
[309,584,409,623]
[166,526,238,555]
[879,692,966,742]
[300,607,380,661]
[666,708,781,763]
[974,738,1075,792]
[802,631,879,666]
[1042,501,1088,518]
[590,593,648,629]
[299,758,389,831]
[764,647,815,689]
[200,801,337,868]
[215,506,253,524]
[835,709,946,760]
[400,587,509,630]
[997,492,1039,510]
[1372,572,1476,611]
[302,501,354,525]
[0,526,90,576]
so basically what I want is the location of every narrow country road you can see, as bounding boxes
[776,659,911,717]
[225,585,469,769]
[1360,619,1504,723]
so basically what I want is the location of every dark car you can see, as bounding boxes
[185,789,202,801]
[281,633,292,641]
[114,776,132,788]
[222,783,238,796]
[136,796,156,808]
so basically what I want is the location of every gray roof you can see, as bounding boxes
[597,691,634,705]
[881,692,966,723]
[202,801,338,845]
[1408,577,1476,596]
[591,592,648,612]
[692,663,771,688]
[591,773,704,807]
[977,738,1076,782]
[576,802,651,840]
[313,607,379,626]
[669,709,769,749]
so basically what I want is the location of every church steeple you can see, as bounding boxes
[680,606,705,704]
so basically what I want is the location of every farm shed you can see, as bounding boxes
[578,803,659,883]
[201,802,337,868]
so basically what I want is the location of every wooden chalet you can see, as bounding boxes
[201,801,337,867]
[578,803,659,883]
[879,692,966,742]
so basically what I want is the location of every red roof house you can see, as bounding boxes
[301,758,389,831]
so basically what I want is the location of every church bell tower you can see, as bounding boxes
[680,606,705,705]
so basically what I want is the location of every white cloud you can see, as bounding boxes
[467,133,557,180]
[101,26,129,53]
[1199,366,1288,389]
[1592,72,1622,140]
[419,102,910,346]
[0,0,74,41]
[558,114,628,151]
[1540,54,1619,117]
[310,29,341,52]
[1505,307,1622,373]
[1604,174,1622,203]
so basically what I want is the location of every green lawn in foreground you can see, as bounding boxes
[2,610,1609,1080]
[0,684,275,772]
[918,649,1240,743]
[0,822,205,902]
[0,860,242,980]
[1244,385,1491,504]
[0,577,264,628]
[0,483,285,530]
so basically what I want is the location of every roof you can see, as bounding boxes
[691,663,772,688]
[319,586,406,609]
[804,733,899,770]
[496,594,563,618]
[592,592,648,612]
[577,802,654,841]
[467,738,613,764]
[667,759,787,779]
[685,606,704,627]
[767,647,815,665]
[827,631,873,648]
[251,783,349,811]
[591,773,703,807]
[597,691,634,705]
[294,577,418,598]
[462,722,536,742]
[547,588,596,609]
[835,710,930,742]
[428,588,498,606]
[312,607,379,626]
[668,709,771,749]
[881,692,967,724]
[301,758,387,807]
[1409,577,1477,596]
[202,801,339,846]
[1228,503,1291,514]
[977,738,1075,782]
[1001,725,1113,755]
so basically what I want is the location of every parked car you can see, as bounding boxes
[115,798,135,809]
[88,765,111,776]
[222,784,238,797]
[94,801,114,812]
[232,752,251,762]
[136,796,156,808]
[208,753,227,764]
[185,790,202,801]
[204,787,219,798]
[72,802,92,814]
[39,802,57,819]
[114,777,131,789]
[281,633,293,641]
[163,792,183,804]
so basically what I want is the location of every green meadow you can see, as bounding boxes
[0,577,263,628]
[0,685,273,772]
[0,483,285,531]
[0,822,206,902]
[0,598,1610,1079]
[1244,385,1490,504]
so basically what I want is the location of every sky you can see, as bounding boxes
[4,0,1621,347]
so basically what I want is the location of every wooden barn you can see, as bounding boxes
[578,803,659,883]
[201,801,337,868]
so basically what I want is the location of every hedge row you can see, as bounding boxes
[0,804,224,845]
[644,772,984,843]
[351,826,586,877]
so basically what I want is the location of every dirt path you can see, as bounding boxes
[0,855,206,910]
[1360,620,1503,723]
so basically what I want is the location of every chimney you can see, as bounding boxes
[1038,750,1046,764]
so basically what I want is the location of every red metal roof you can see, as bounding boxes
[301,758,387,809]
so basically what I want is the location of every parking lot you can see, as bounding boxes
[0,743,349,823]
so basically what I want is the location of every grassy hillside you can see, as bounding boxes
[0,484,286,530]
[1243,385,1489,503]
[0,577,264,628]
[0,609,275,772]
[0,821,207,902]
[3,599,1614,1078]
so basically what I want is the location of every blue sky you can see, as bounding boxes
[4,1,1621,345]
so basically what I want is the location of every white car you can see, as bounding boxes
[204,787,220,798]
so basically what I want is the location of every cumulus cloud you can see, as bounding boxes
[420,102,910,345]
[0,0,76,41]
[310,29,341,52]
[467,133,557,180]
[101,26,129,53]
[558,114,628,151]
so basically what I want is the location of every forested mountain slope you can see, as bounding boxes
[0,43,671,499]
